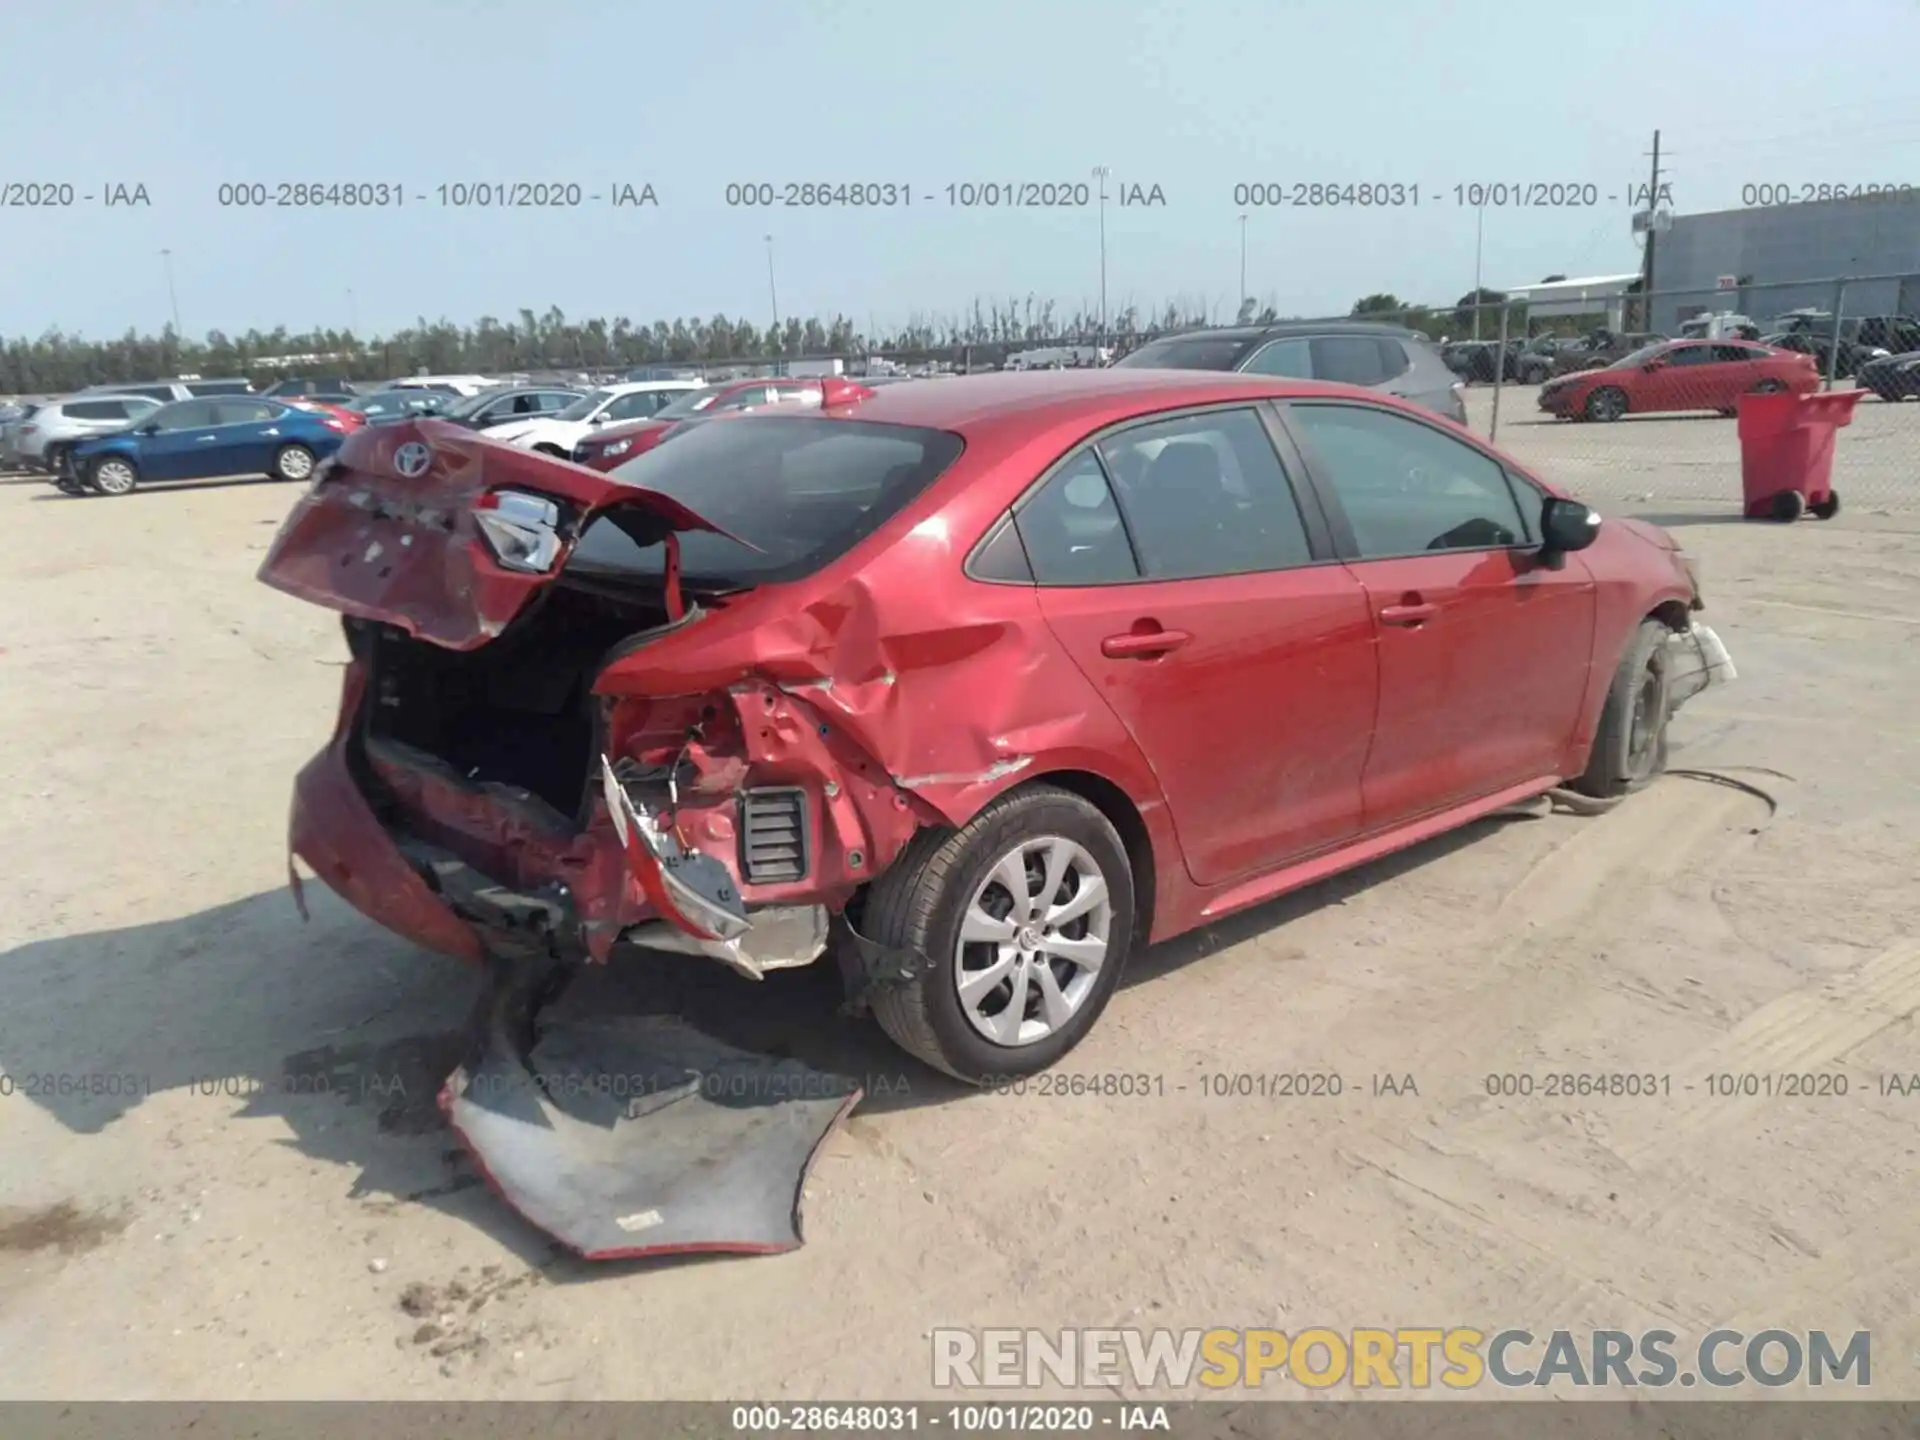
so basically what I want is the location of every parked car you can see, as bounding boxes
[436,385,586,431]
[1852,316,1920,353]
[67,379,248,405]
[283,398,367,431]
[63,396,349,496]
[0,400,48,466]
[569,377,827,468]
[390,374,496,398]
[1758,330,1886,379]
[258,369,1728,1081]
[260,377,358,399]
[12,393,163,472]
[1537,339,1818,421]
[1113,321,1467,425]
[1855,349,1920,401]
[337,389,455,427]
[479,380,703,456]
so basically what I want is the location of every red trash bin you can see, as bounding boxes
[1735,388,1864,521]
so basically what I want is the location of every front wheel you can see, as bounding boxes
[1810,489,1840,520]
[864,785,1135,1083]
[1583,386,1627,422]
[1752,379,1787,395]
[1770,489,1806,522]
[1571,618,1674,799]
[272,443,317,482]
[89,455,139,496]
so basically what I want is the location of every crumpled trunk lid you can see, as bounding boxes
[257,419,747,651]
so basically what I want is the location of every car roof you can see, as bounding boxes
[605,379,703,393]
[816,368,1374,434]
[1141,319,1425,343]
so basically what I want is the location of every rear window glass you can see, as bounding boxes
[1112,336,1258,371]
[568,415,966,586]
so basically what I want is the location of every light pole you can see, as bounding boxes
[1092,166,1109,349]
[160,248,181,336]
[764,235,780,370]
[1238,214,1249,314]
[1471,204,1485,340]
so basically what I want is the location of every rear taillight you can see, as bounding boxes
[475,489,564,573]
[323,417,346,431]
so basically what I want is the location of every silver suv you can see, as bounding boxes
[1113,322,1469,425]
[14,394,163,471]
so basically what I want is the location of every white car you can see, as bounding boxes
[390,374,498,398]
[480,380,703,455]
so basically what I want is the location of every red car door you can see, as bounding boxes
[1280,400,1597,828]
[1022,408,1379,885]
[1645,341,1724,412]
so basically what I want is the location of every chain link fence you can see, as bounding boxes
[1358,274,1920,516]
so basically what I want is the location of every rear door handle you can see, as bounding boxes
[1379,602,1438,626]
[1101,628,1192,659]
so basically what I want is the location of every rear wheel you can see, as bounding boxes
[272,443,317,482]
[864,785,1135,1083]
[90,456,139,496]
[1583,386,1628,422]
[1572,619,1673,799]
[1810,489,1840,520]
[1752,378,1786,395]
[1770,489,1806,522]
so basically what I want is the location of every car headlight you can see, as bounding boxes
[602,439,632,458]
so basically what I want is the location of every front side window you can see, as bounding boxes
[1288,402,1526,557]
[603,389,673,422]
[147,400,221,431]
[1242,338,1313,378]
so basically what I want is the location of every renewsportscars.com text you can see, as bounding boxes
[931,1327,1871,1391]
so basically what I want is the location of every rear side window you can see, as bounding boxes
[185,380,253,396]
[1096,408,1314,580]
[570,416,965,585]
[214,399,279,424]
[1014,452,1139,584]
[63,400,128,420]
[1242,338,1312,378]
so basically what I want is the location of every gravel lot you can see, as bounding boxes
[2,402,1919,1402]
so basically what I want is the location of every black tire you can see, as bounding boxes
[1770,489,1806,522]
[1571,618,1674,799]
[863,784,1135,1083]
[1752,379,1786,395]
[1583,386,1627,422]
[88,454,139,496]
[271,443,317,482]
[1810,489,1840,520]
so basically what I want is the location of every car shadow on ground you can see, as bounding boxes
[0,813,1518,1270]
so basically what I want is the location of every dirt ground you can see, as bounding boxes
[2,403,1919,1401]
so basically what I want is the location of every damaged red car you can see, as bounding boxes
[259,369,1733,1083]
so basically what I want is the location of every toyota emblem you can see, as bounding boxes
[393,442,431,478]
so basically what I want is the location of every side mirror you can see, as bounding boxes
[139,422,161,435]
[587,412,608,424]
[1539,497,1601,568]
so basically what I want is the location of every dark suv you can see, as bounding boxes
[1113,321,1467,425]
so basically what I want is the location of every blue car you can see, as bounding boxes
[65,396,348,496]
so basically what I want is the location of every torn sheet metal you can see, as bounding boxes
[621,904,830,980]
[443,1006,861,1260]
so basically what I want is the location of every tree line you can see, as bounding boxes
[3,296,1233,393]
[2,283,1616,394]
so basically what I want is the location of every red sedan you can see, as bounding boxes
[259,370,1731,1083]
[569,375,827,469]
[1537,338,1818,420]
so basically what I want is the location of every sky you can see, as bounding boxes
[5,0,1920,342]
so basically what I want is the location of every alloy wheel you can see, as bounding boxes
[92,458,136,495]
[953,835,1113,1047]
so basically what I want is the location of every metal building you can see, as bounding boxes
[1649,190,1920,332]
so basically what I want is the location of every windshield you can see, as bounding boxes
[1609,343,1671,369]
[566,416,966,586]
[651,386,727,420]
[1112,336,1259,370]
[555,388,614,421]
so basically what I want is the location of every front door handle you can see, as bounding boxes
[1102,628,1192,659]
[196,434,219,442]
[1379,602,1438,627]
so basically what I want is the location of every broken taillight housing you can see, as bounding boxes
[475,489,565,573]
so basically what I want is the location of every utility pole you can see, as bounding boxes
[1238,214,1248,312]
[764,235,780,370]
[1092,166,1109,349]
[1471,205,1485,339]
[159,248,181,336]
[1641,130,1662,330]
